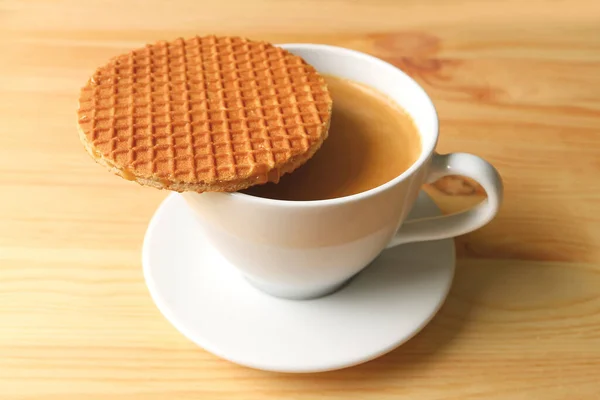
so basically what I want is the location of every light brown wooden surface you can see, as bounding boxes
[1,0,599,398]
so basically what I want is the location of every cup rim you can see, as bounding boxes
[228,43,439,208]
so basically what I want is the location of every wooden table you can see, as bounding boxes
[1,0,599,398]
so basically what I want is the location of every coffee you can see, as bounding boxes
[243,75,421,201]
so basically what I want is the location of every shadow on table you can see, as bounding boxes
[328,259,499,379]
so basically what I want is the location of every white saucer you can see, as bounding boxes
[142,192,455,373]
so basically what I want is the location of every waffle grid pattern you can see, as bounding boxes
[78,36,331,186]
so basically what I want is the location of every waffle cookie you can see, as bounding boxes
[77,35,332,192]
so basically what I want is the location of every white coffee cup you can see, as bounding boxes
[182,44,503,300]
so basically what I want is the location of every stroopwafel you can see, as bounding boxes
[77,35,332,192]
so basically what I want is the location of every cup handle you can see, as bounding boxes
[386,152,503,248]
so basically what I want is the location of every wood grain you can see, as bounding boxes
[1,0,599,398]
